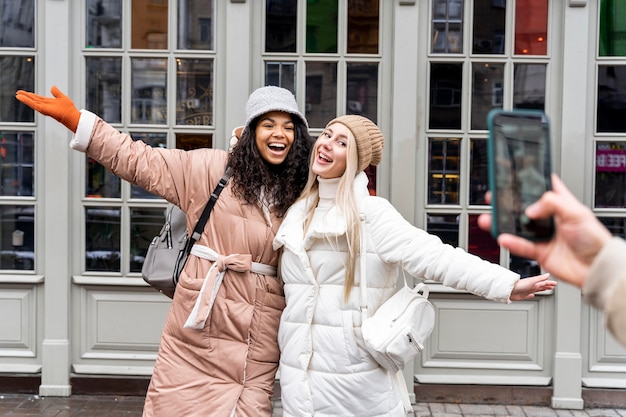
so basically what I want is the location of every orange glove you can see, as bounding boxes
[15,86,81,133]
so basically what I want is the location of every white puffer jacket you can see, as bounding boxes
[273,173,520,417]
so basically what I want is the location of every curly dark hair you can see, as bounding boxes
[227,117,313,217]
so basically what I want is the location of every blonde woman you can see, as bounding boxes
[274,115,557,417]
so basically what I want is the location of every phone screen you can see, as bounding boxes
[487,109,554,241]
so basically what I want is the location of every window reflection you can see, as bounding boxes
[432,0,463,54]
[599,217,626,238]
[306,0,338,53]
[176,133,212,151]
[131,58,168,124]
[130,133,167,199]
[428,138,460,205]
[176,59,213,125]
[429,63,462,129]
[427,214,459,247]
[0,0,34,48]
[347,0,379,54]
[513,64,546,110]
[472,0,505,54]
[177,0,214,50]
[468,214,499,262]
[597,66,626,133]
[86,158,120,198]
[595,142,626,208]
[86,0,122,48]
[132,0,168,49]
[510,255,540,278]
[471,63,504,130]
[1,56,35,123]
[86,206,121,272]
[266,0,297,52]
[599,0,626,56]
[0,132,34,197]
[305,62,337,128]
[86,57,122,123]
[266,62,297,94]
[0,205,35,271]
[514,0,547,55]
[347,63,378,122]
[469,139,489,205]
[130,207,167,272]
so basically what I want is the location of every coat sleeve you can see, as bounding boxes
[584,237,626,348]
[70,110,227,212]
[365,197,519,303]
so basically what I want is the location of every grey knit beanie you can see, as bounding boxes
[243,86,308,133]
[326,115,384,172]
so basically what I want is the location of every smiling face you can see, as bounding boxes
[254,111,296,165]
[312,122,350,179]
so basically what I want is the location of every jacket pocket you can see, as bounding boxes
[247,281,286,363]
[342,310,362,365]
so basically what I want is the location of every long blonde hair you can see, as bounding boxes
[299,126,362,302]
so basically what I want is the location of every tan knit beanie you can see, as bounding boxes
[326,115,384,172]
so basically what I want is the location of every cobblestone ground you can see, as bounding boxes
[1,394,626,416]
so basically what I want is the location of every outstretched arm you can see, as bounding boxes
[478,174,612,288]
[16,86,81,133]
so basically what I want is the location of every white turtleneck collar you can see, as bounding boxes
[317,176,341,202]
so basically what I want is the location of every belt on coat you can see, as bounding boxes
[183,244,277,330]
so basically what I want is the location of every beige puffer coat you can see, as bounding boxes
[73,111,285,417]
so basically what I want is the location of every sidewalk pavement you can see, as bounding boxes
[1,394,626,417]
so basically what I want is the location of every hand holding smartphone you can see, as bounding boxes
[487,109,555,241]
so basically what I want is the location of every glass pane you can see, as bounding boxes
[131,58,167,124]
[1,56,35,123]
[431,0,463,54]
[514,0,547,55]
[86,57,122,123]
[429,63,462,129]
[131,0,168,49]
[266,0,297,53]
[86,158,120,198]
[428,138,460,205]
[86,0,122,48]
[306,0,338,53]
[597,66,626,133]
[510,255,540,278]
[427,214,459,246]
[130,207,167,272]
[472,0,505,54]
[305,62,338,128]
[468,214,499,263]
[469,138,489,205]
[86,206,121,272]
[346,63,378,122]
[176,59,213,125]
[347,0,379,54]
[0,132,34,197]
[0,0,35,48]
[176,133,213,150]
[177,0,214,50]
[599,217,626,238]
[595,142,626,208]
[130,133,167,199]
[599,0,626,56]
[265,62,297,94]
[513,64,546,110]
[0,205,35,271]
[471,62,504,130]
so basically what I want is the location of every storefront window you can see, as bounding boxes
[86,0,122,48]
[472,0,505,54]
[131,0,168,49]
[85,206,121,272]
[129,207,166,272]
[130,133,167,199]
[176,59,213,126]
[177,0,214,50]
[86,157,121,199]
[176,133,213,151]
[131,58,168,125]
[0,0,34,48]
[469,139,489,205]
[471,63,504,130]
[428,138,460,205]
[595,142,626,208]
[306,0,338,53]
[86,57,122,123]
[305,62,338,128]
[1,57,35,123]
[346,63,378,122]
[599,0,626,56]
[0,205,34,271]
[427,214,459,246]
[432,0,463,54]
[265,0,297,53]
[514,0,547,55]
[468,214,499,263]
[266,62,297,94]
[347,0,379,54]
[513,63,546,110]
[0,132,34,197]
[429,63,463,130]
[597,65,626,133]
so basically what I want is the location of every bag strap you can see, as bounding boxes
[187,166,233,250]
[358,211,414,415]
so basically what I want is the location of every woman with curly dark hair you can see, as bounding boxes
[16,85,313,417]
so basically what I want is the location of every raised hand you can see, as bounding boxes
[16,86,80,133]
[510,272,557,301]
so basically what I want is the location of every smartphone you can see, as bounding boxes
[487,109,554,241]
